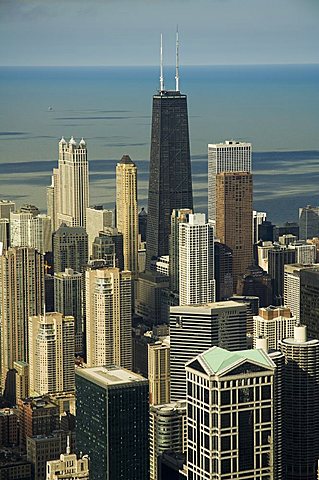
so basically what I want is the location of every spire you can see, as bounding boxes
[175,27,180,92]
[160,33,164,92]
[66,435,70,455]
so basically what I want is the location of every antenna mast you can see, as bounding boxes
[175,27,180,91]
[160,33,164,92]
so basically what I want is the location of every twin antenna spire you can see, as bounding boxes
[160,29,180,93]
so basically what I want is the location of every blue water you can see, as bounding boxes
[0,65,319,223]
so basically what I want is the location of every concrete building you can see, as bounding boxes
[253,210,267,244]
[150,255,170,277]
[135,270,169,326]
[268,245,296,305]
[186,346,275,479]
[85,265,132,369]
[0,199,15,219]
[18,397,60,447]
[10,211,52,254]
[54,268,83,353]
[280,325,319,480]
[76,366,149,480]
[0,408,18,446]
[0,453,32,480]
[208,140,252,222]
[28,312,75,396]
[53,224,88,274]
[284,264,319,323]
[215,171,253,289]
[150,401,187,480]
[169,208,193,294]
[116,155,138,276]
[299,205,319,240]
[50,137,89,229]
[14,360,29,401]
[93,228,124,270]
[0,247,44,400]
[86,205,112,257]
[170,301,248,400]
[148,338,170,406]
[46,440,89,479]
[253,306,296,351]
[0,218,10,253]
[214,241,233,301]
[300,266,319,340]
[179,213,215,306]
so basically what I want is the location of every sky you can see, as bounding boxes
[0,0,318,66]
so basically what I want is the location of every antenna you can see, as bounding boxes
[175,27,180,92]
[160,33,164,92]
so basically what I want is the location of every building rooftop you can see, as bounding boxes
[188,346,275,376]
[119,154,136,166]
[171,300,247,314]
[76,366,147,389]
[208,140,251,148]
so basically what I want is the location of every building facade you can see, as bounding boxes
[76,366,149,480]
[215,171,253,289]
[170,301,248,401]
[28,312,75,396]
[116,155,139,276]
[146,89,193,267]
[148,338,170,406]
[179,213,215,306]
[208,140,252,222]
[186,346,275,479]
[253,306,296,351]
[50,137,89,229]
[85,265,132,369]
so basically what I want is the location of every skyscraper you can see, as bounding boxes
[253,305,296,351]
[85,265,132,369]
[299,205,319,240]
[268,245,296,305]
[76,366,149,480]
[170,301,248,400]
[116,155,139,276]
[300,265,319,340]
[53,224,88,274]
[10,210,52,254]
[148,338,170,406]
[169,208,193,294]
[179,213,215,305]
[28,312,75,396]
[215,171,253,289]
[280,325,319,480]
[146,37,193,267]
[54,268,83,352]
[86,205,112,257]
[208,140,252,222]
[0,247,44,399]
[150,401,187,480]
[186,346,275,479]
[50,137,89,229]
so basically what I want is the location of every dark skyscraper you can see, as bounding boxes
[146,35,193,267]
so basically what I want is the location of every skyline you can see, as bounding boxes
[1,0,319,66]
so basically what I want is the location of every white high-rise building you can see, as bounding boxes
[253,210,267,243]
[253,305,296,351]
[186,346,275,479]
[85,265,132,369]
[28,312,75,396]
[170,301,248,401]
[149,401,187,480]
[208,140,252,222]
[294,243,316,264]
[10,211,52,254]
[86,206,112,257]
[179,213,215,306]
[284,263,319,323]
[51,137,89,229]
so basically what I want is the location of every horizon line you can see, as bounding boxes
[1,62,319,68]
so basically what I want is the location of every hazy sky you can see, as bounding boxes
[0,0,318,66]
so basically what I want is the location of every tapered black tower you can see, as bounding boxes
[146,34,193,267]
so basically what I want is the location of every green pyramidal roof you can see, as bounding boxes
[198,346,274,375]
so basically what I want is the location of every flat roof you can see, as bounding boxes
[76,366,147,389]
[171,300,246,314]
